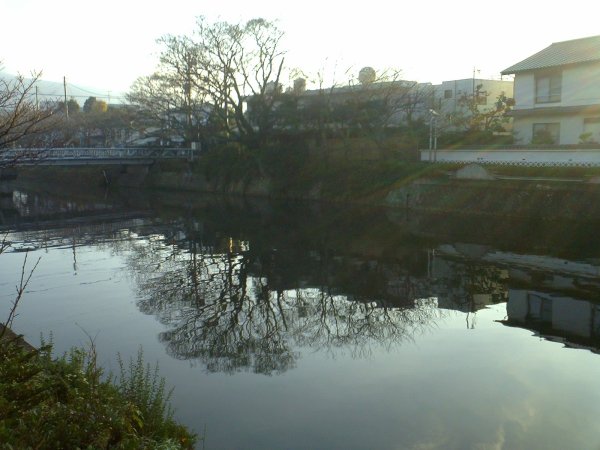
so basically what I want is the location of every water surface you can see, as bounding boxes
[2,187,600,449]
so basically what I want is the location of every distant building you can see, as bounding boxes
[502,35,600,145]
[244,73,435,134]
[293,79,435,126]
[434,78,514,130]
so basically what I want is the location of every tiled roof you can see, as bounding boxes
[502,35,600,74]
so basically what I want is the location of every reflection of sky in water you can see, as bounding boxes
[2,234,600,449]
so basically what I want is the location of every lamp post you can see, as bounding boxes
[429,109,439,162]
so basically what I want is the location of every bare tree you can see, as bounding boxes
[340,69,433,141]
[128,34,212,147]
[132,17,287,150]
[0,68,55,165]
[449,85,514,133]
[282,66,432,150]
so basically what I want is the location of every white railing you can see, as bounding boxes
[1,147,193,164]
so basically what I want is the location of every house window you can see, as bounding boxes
[444,89,453,99]
[535,71,562,103]
[532,123,560,144]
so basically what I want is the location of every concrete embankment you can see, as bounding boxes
[146,162,600,221]
[385,178,600,220]
[12,162,600,221]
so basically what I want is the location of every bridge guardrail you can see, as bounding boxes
[0,147,193,164]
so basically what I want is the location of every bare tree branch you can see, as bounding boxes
[0,251,41,340]
[0,67,56,164]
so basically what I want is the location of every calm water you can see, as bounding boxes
[2,186,600,449]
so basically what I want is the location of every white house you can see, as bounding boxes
[502,35,600,145]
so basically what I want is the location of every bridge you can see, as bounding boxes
[1,147,196,166]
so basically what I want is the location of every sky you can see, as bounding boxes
[2,0,600,101]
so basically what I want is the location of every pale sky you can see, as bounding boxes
[2,0,600,100]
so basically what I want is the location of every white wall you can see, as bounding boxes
[512,73,535,110]
[421,147,600,166]
[507,290,529,320]
[513,62,600,110]
[563,62,600,107]
[512,62,600,144]
[514,114,600,145]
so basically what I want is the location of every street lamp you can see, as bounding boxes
[429,109,439,162]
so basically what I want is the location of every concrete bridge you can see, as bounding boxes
[1,147,195,166]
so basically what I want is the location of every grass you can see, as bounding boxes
[486,164,600,179]
[0,235,197,450]
[0,337,197,450]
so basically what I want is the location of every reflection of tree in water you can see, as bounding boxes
[431,252,508,329]
[123,234,442,375]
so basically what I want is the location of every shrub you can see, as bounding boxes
[0,337,196,449]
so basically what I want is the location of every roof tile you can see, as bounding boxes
[502,35,600,74]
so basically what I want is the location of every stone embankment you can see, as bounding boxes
[12,162,600,221]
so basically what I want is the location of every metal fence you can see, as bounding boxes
[0,147,194,165]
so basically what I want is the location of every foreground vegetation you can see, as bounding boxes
[0,334,196,450]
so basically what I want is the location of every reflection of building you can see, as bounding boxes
[436,243,600,292]
[505,289,600,352]
[429,253,508,312]
[502,35,600,144]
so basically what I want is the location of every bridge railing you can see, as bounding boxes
[0,147,193,164]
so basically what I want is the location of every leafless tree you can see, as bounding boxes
[281,66,432,149]
[128,35,212,147]
[337,69,432,141]
[0,67,55,166]
[132,17,287,149]
[448,85,514,133]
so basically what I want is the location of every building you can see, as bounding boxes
[505,289,600,352]
[434,78,514,130]
[502,35,600,145]
[243,72,435,136]
[294,79,435,127]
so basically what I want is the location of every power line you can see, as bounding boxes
[35,92,128,101]
[29,78,128,102]
[67,82,107,96]
[69,82,126,99]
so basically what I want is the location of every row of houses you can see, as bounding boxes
[275,34,600,148]
[251,73,514,133]
[50,34,600,150]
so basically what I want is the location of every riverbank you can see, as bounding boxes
[0,325,196,449]
[12,155,600,221]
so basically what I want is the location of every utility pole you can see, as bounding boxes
[428,109,439,162]
[35,85,39,110]
[63,76,69,119]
